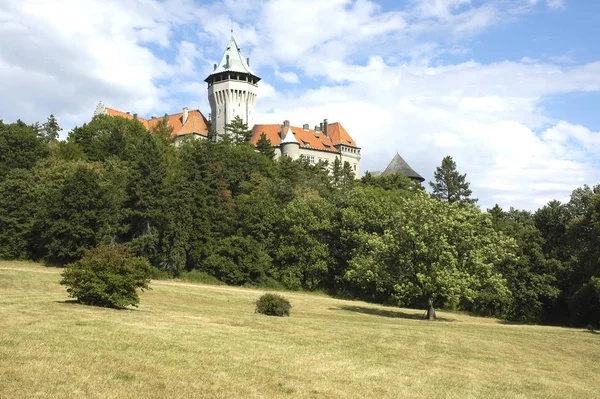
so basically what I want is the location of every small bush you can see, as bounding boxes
[60,244,152,309]
[178,270,226,285]
[255,293,291,317]
[148,267,172,280]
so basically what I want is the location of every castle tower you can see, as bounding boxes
[280,121,300,159]
[205,35,260,139]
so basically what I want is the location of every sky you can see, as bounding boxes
[1,0,599,210]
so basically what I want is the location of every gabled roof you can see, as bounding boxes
[382,153,425,182]
[251,122,358,153]
[102,105,209,138]
[205,36,258,80]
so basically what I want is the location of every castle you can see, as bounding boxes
[93,35,423,181]
[93,34,362,175]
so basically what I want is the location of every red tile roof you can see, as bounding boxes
[251,122,358,153]
[105,108,208,137]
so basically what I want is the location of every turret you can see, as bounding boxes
[280,122,300,159]
[205,35,260,139]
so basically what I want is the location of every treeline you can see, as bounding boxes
[0,116,598,326]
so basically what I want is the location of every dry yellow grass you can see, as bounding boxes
[1,261,598,398]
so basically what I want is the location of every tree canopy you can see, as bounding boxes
[1,115,599,326]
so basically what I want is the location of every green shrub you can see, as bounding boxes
[148,267,172,280]
[60,244,152,309]
[178,269,226,285]
[255,293,291,317]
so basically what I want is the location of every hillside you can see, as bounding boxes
[1,261,598,398]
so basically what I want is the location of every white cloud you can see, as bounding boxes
[275,69,300,84]
[546,0,565,10]
[0,0,596,210]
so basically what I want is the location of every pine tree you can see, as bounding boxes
[40,114,62,144]
[255,132,275,159]
[150,114,174,143]
[224,115,253,145]
[429,155,477,204]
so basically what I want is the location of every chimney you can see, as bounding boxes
[133,113,138,120]
[323,119,329,137]
[320,122,323,132]
[213,63,217,71]
[247,57,250,67]
[182,107,189,125]
[283,120,290,128]
[303,123,309,131]
[164,113,169,126]
[126,112,130,115]
[315,125,320,132]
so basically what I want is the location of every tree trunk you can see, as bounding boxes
[427,297,437,321]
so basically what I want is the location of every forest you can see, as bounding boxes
[0,114,598,327]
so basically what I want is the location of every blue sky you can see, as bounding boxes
[1,0,599,210]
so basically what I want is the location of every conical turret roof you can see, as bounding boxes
[281,126,299,144]
[205,36,259,81]
[382,153,424,182]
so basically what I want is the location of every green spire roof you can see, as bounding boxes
[206,36,258,79]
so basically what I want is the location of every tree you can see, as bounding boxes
[0,169,36,259]
[255,132,275,159]
[202,235,272,286]
[60,244,152,309]
[361,171,422,193]
[487,206,561,322]
[272,191,335,290]
[40,114,62,144]
[150,114,174,143]
[564,192,600,326]
[31,160,127,264]
[0,120,48,178]
[345,193,513,319]
[429,156,477,204]
[224,115,253,145]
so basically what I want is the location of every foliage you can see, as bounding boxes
[255,132,275,159]
[0,169,36,259]
[178,270,226,285]
[201,236,272,286]
[31,160,127,264]
[150,114,174,143]
[429,155,477,204]
[3,110,600,326]
[361,171,422,193]
[345,192,513,318]
[273,191,335,290]
[487,206,561,322]
[569,277,600,328]
[224,115,253,144]
[255,293,292,317]
[60,244,152,309]
[39,114,62,144]
[0,120,48,178]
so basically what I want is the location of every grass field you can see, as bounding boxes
[1,261,598,398]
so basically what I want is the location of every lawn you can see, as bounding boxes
[0,261,598,398]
